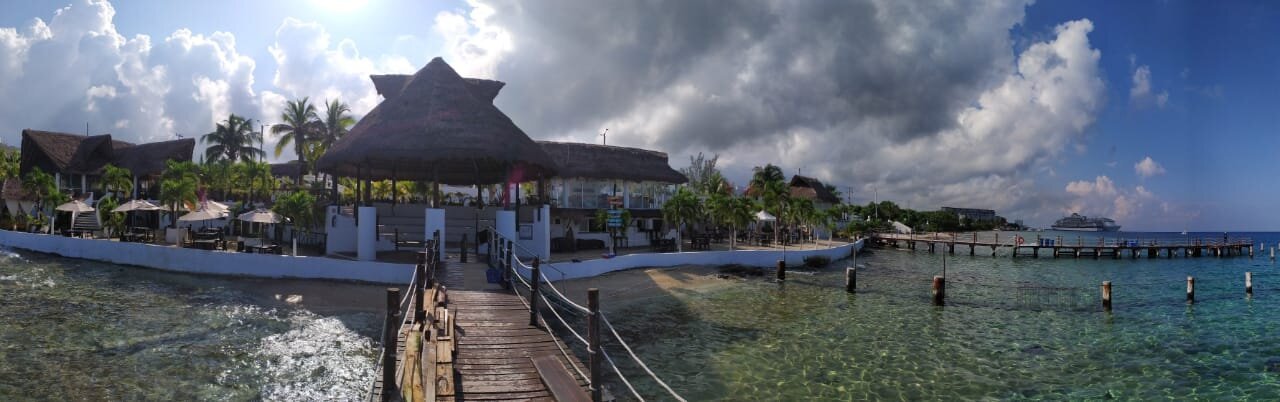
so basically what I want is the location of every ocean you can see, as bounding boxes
[600,231,1280,400]
[0,249,384,400]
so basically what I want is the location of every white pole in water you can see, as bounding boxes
[292,237,298,257]
[1270,247,1274,260]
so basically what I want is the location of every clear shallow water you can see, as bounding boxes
[605,231,1280,400]
[0,249,384,400]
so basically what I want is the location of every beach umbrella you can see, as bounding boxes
[203,200,230,214]
[112,199,162,213]
[237,208,281,224]
[755,210,776,222]
[178,208,225,222]
[55,200,95,213]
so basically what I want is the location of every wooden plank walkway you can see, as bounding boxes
[432,255,590,401]
[874,233,1256,258]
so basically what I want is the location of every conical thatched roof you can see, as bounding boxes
[537,141,687,183]
[317,57,556,184]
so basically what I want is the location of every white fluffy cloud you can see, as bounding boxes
[436,1,1110,225]
[261,17,415,161]
[1134,156,1166,178]
[0,0,261,146]
[1130,64,1168,109]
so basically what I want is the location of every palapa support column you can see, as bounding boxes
[587,288,602,402]
[845,267,856,293]
[529,258,541,327]
[776,259,786,281]
[433,230,442,265]
[931,276,945,306]
[382,287,401,402]
[1186,276,1195,304]
[1246,272,1254,296]
[1101,281,1112,312]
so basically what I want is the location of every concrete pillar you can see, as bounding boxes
[538,205,551,260]
[357,206,377,261]
[496,210,517,248]
[424,208,446,257]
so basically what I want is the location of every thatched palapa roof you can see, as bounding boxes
[270,160,304,178]
[20,129,194,177]
[789,175,841,204]
[318,57,556,184]
[537,141,686,183]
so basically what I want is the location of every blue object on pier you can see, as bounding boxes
[486,267,502,283]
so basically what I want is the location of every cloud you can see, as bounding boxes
[0,0,265,148]
[1134,156,1165,178]
[1130,64,1168,109]
[261,17,415,160]
[440,1,1107,224]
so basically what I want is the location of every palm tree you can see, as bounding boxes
[236,161,273,207]
[727,196,756,250]
[307,99,355,186]
[750,164,788,245]
[272,97,319,183]
[159,160,200,228]
[98,164,133,200]
[203,114,265,163]
[201,160,237,201]
[661,187,702,252]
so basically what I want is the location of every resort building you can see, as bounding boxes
[13,129,194,201]
[539,141,687,251]
[941,206,998,222]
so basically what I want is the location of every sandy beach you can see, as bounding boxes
[551,264,754,312]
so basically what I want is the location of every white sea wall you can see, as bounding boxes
[0,230,413,284]
[530,239,864,282]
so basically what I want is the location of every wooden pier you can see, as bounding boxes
[373,232,686,402]
[873,232,1256,259]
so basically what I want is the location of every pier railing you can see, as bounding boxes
[487,228,688,402]
[369,236,454,402]
[877,232,1252,248]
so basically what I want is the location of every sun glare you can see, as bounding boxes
[312,0,369,13]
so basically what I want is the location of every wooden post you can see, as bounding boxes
[776,259,786,281]
[931,276,945,306]
[460,233,468,263]
[382,287,401,401]
[415,257,427,323]
[1186,276,1195,304]
[506,241,514,279]
[529,258,542,327]
[845,267,856,293]
[433,230,441,264]
[1101,281,1112,312]
[1247,272,1254,296]
[587,288,602,402]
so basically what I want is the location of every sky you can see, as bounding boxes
[0,0,1275,231]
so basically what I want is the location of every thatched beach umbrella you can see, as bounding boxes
[55,200,95,213]
[315,57,556,188]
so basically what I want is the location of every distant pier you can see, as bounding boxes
[872,232,1256,259]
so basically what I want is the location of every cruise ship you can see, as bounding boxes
[1051,213,1121,232]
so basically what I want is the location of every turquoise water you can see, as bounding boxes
[603,232,1280,400]
[0,249,384,400]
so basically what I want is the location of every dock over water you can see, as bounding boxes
[372,232,686,402]
[874,232,1258,258]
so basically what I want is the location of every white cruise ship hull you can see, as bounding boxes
[1051,226,1121,232]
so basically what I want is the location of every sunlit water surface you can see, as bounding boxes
[0,249,383,400]
[602,232,1280,400]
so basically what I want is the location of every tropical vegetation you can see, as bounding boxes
[202,114,266,163]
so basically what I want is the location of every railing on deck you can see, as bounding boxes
[368,239,454,402]
[487,227,687,402]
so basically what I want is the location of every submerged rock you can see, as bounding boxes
[1266,358,1280,372]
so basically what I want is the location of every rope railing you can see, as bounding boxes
[487,228,688,402]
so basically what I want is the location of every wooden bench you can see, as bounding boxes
[531,354,590,402]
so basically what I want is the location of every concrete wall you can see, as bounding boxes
[530,239,864,282]
[0,230,413,284]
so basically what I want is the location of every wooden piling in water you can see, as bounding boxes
[1101,281,1112,312]
[460,233,468,263]
[1187,276,1195,304]
[931,276,945,306]
[1247,272,1254,296]
[846,267,856,293]
[382,287,401,401]
[776,260,786,281]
